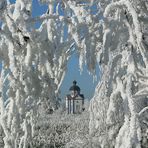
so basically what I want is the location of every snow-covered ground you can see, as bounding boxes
[0,107,89,148]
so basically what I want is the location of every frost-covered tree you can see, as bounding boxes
[0,0,75,147]
[0,0,98,146]
[88,0,148,148]
[0,0,148,148]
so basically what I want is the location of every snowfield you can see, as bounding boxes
[0,106,90,148]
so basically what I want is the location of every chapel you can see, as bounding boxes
[65,80,84,114]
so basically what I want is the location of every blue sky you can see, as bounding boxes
[8,0,100,99]
[60,53,100,99]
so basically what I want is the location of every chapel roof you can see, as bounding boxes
[69,80,81,92]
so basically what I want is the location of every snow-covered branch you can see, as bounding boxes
[139,106,148,116]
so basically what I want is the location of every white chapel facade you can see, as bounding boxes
[65,81,84,114]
